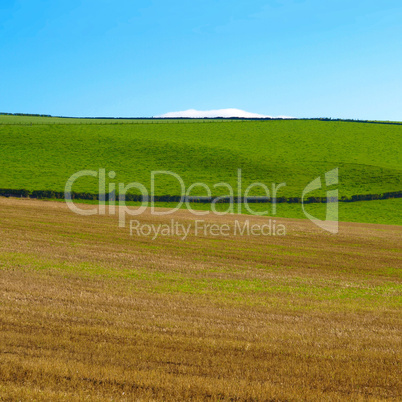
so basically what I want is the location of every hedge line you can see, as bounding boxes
[0,189,401,204]
[2,113,402,125]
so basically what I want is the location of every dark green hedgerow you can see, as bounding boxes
[0,188,400,203]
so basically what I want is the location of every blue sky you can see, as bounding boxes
[1,0,401,119]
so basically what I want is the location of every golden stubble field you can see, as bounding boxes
[0,198,401,401]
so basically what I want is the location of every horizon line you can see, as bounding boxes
[1,112,401,124]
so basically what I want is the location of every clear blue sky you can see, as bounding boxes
[1,0,401,119]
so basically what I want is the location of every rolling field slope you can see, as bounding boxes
[0,198,400,400]
[0,116,400,199]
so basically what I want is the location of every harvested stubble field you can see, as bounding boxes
[0,198,401,400]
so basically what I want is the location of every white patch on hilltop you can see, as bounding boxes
[156,108,291,118]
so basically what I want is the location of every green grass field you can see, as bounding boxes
[0,115,400,224]
[71,198,401,225]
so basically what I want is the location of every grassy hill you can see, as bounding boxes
[0,115,400,198]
